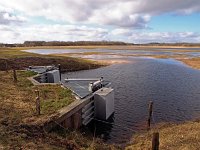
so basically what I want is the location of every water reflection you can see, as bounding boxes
[23,48,200,58]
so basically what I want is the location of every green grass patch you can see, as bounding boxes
[18,70,37,77]
[36,85,75,114]
[0,70,75,116]
[41,97,74,114]
[16,71,37,89]
[0,47,38,58]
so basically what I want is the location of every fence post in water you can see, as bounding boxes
[35,90,40,115]
[152,132,159,150]
[13,69,17,83]
[58,64,61,81]
[147,101,153,130]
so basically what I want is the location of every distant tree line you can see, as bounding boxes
[0,41,200,47]
[0,41,131,47]
[136,42,200,47]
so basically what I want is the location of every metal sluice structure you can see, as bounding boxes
[27,66,115,127]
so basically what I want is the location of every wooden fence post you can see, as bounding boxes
[147,101,153,130]
[152,132,159,150]
[58,64,61,81]
[13,69,17,83]
[5,60,8,72]
[35,90,40,115]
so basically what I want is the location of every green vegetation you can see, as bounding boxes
[0,46,114,149]
[0,70,75,117]
[38,85,74,114]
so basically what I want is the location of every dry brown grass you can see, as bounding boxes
[0,70,117,149]
[0,47,105,72]
[0,47,118,149]
[17,45,200,49]
[0,70,74,148]
[126,121,200,150]
[0,70,75,117]
[178,58,200,70]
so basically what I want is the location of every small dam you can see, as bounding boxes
[27,65,114,130]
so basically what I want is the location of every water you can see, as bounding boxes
[24,48,200,144]
[23,48,200,58]
[62,57,200,144]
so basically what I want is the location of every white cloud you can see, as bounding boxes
[0,24,109,43]
[0,12,26,25]
[0,23,199,43]
[1,0,200,28]
[111,28,131,36]
[127,32,200,43]
[0,0,200,43]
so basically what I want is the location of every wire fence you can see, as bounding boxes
[50,111,141,134]
[47,104,160,149]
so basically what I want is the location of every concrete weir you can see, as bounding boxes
[27,66,114,131]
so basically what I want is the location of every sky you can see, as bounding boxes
[0,0,200,44]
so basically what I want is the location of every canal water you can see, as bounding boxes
[24,49,200,144]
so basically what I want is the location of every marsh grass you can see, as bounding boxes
[0,47,105,72]
[178,57,200,70]
[126,121,200,150]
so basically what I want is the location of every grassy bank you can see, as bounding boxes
[126,121,200,150]
[0,70,116,149]
[0,70,70,147]
[0,47,118,149]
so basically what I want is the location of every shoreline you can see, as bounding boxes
[2,46,200,71]
[2,44,200,49]
[126,119,200,149]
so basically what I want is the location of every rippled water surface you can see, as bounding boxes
[62,57,200,144]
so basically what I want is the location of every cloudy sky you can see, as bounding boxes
[0,0,200,44]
